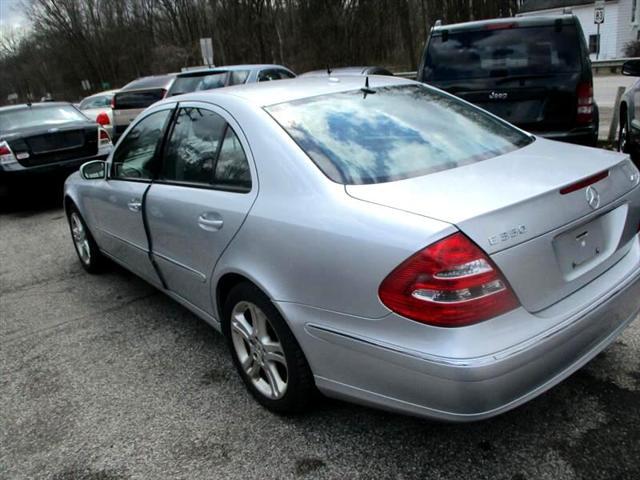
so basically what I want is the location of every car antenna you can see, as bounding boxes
[361,76,376,98]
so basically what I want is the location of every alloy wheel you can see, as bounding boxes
[70,212,91,265]
[230,301,288,399]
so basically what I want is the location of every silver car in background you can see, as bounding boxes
[79,89,118,139]
[64,76,640,421]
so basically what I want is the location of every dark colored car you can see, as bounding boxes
[418,14,598,146]
[618,59,640,162]
[0,102,112,196]
[300,66,394,77]
[112,65,296,139]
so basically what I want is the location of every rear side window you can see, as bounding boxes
[112,110,172,180]
[229,70,250,85]
[258,69,293,81]
[161,107,252,191]
[423,25,582,82]
[114,89,166,109]
[266,85,532,185]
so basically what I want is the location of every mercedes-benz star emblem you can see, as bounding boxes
[586,186,600,210]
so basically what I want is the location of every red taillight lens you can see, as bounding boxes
[0,144,11,156]
[576,82,594,125]
[379,232,519,327]
[99,129,110,141]
[96,112,110,126]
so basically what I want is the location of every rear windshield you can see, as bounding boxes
[423,25,582,82]
[169,72,228,96]
[266,85,532,185]
[0,105,87,132]
[114,89,166,109]
[79,94,113,110]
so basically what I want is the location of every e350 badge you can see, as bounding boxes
[488,225,527,246]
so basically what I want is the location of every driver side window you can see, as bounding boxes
[111,110,171,180]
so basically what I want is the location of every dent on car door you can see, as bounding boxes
[145,104,257,314]
[91,108,173,285]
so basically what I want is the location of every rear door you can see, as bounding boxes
[145,102,257,314]
[421,23,585,133]
[87,107,174,285]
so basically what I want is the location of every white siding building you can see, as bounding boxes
[519,0,639,60]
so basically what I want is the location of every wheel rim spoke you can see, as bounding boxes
[262,362,284,398]
[229,300,289,400]
[263,340,286,365]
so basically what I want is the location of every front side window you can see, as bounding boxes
[111,109,172,180]
[161,107,226,185]
[258,69,291,82]
[266,85,532,185]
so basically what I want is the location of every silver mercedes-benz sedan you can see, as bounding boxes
[63,75,640,422]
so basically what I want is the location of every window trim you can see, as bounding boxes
[154,101,254,194]
[107,105,177,183]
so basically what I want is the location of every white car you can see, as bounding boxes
[78,89,118,139]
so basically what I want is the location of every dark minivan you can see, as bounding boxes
[418,14,598,146]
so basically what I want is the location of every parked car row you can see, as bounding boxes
[4,12,640,422]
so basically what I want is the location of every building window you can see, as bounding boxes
[589,34,600,54]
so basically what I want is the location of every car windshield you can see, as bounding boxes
[0,105,87,132]
[79,94,112,110]
[423,25,582,81]
[266,85,532,185]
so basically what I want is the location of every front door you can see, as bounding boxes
[90,107,173,285]
[145,103,257,314]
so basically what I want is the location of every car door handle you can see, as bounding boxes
[127,200,142,212]
[198,213,223,231]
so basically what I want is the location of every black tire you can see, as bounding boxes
[222,282,316,414]
[66,206,106,274]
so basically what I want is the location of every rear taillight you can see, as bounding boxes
[96,112,110,126]
[379,232,519,327]
[98,128,112,147]
[0,141,18,169]
[576,82,594,125]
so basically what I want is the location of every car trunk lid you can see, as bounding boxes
[5,123,98,167]
[346,139,640,312]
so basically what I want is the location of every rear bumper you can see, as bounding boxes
[0,151,109,182]
[535,127,598,147]
[281,236,640,422]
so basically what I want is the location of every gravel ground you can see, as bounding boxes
[1,182,640,480]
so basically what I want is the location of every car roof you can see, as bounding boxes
[82,89,119,100]
[158,75,414,108]
[301,67,388,76]
[0,102,72,113]
[119,74,177,92]
[177,64,292,77]
[432,14,577,33]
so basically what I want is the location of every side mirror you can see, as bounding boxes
[622,60,640,77]
[80,160,106,180]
